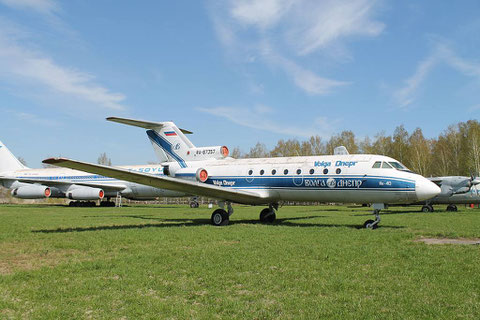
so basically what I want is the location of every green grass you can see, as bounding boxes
[0,203,479,319]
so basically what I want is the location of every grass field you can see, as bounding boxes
[0,203,479,319]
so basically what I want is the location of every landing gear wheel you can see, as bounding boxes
[446,204,458,212]
[259,208,276,223]
[190,201,199,208]
[69,201,76,207]
[363,219,378,229]
[211,209,229,226]
[421,205,433,213]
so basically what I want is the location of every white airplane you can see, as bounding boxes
[43,117,441,228]
[0,140,187,206]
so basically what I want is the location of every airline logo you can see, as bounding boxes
[164,131,177,136]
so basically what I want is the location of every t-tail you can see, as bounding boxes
[0,140,28,173]
[107,117,230,167]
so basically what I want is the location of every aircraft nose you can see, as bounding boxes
[415,177,441,201]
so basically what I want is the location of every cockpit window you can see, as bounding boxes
[388,162,405,170]
[372,161,381,169]
[388,161,412,172]
[381,162,393,169]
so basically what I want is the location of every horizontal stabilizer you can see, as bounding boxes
[107,117,193,134]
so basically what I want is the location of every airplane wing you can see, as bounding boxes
[42,158,268,205]
[7,177,126,192]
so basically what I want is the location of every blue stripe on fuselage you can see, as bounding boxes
[202,175,415,190]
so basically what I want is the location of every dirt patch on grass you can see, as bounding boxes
[415,237,480,245]
[0,242,85,275]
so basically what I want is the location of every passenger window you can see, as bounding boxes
[296,169,301,175]
[372,161,381,168]
[260,169,265,175]
[272,169,276,175]
[284,169,289,175]
[248,170,253,175]
[336,168,341,174]
[382,162,393,169]
[323,168,328,174]
[309,169,314,175]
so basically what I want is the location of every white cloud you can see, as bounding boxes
[274,54,349,95]
[197,106,336,138]
[0,0,58,15]
[0,29,127,111]
[394,42,480,108]
[210,0,384,95]
[286,0,384,56]
[230,0,294,30]
[394,55,438,108]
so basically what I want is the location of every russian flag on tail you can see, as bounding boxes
[164,131,177,136]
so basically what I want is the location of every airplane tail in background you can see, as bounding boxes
[0,141,28,173]
[107,117,230,167]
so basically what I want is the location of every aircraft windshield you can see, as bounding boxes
[381,162,393,169]
[388,161,412,172]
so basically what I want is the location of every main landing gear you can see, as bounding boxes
[363,203,383,229]
[210,203,279,226]
[189,197,200,208]
[211,201,234,226]
[259,204,278,223]
[421,204,434,213]
[69,201,96,207]
[446,204,458,212]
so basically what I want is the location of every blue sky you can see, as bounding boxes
[1,0,480,167]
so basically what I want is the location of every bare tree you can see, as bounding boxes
[97,152,112,166]
[246,142,269,158]
[230,147,244,159]
[17,157,27,167]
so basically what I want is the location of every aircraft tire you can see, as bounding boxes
[190,201,199,208]
[259,208,276,223]
[446,204,457,212]
[69,201,76,207]
[211,209,229,226]
[363,219,378,229]
[421,205,433,213]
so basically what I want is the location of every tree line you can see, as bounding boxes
[231,120,480,177]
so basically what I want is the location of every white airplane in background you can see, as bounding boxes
[0,140,187,206]
[43,117,441,229]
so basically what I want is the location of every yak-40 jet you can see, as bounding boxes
[43,117,441,228]
[0,140,187,206]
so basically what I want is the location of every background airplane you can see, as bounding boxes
[43,117,441,229]
[0,140,187,206]
[419,176,480,212]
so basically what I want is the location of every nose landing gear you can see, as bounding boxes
[363,210,381,229]
[364,203,384,229]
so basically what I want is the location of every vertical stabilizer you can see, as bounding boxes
[106,117,195,167]
[146,121,195,168]
[0,141,28,173]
